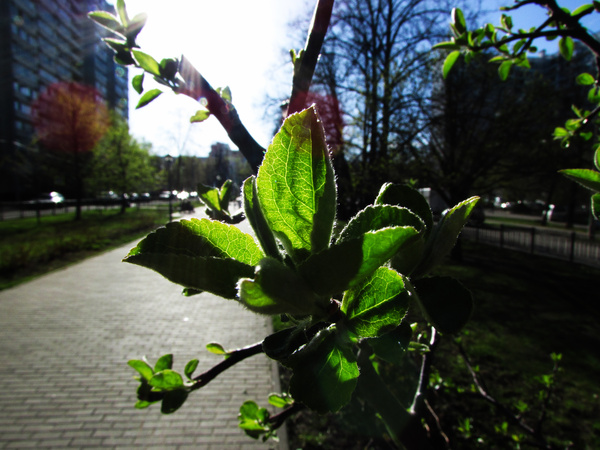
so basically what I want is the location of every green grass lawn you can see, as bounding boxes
[284,241,600,449]
[430,242,600,449]
[0,207,169,290]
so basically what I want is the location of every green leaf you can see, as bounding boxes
[300,225,420,297]
[103,37,128,52]
[576,72,596,85]
[238,400,270,435]
[190,109,210,123]
[375,183,433,232]
[219,86,232,102]
[433,41,460,51]
[197,183,222,212]
[342,267,410,338]
[488,55,507,63]
[337,205,424,243]
[134,400,153,409]
[206,342,227,355]
[367,322,412,365]
[161,389,188,414]
[149,369,183,390]
[498,60,513,81]
[132,73,144,94]
[125,253,254,299]
[243,176,281,260]
[128,359,154,381]
[218,179,233,210]
[553,127,569,138]
[136,88,162,109]
[126,12,147,41]
[414,277,473,334]
[595,147,600,171]
[238,258,326,316]
[451,8,467,34]
[154,354,173,372]
[184,359,199,379]
[268,393,293,408]
[560,168,600,192]
[256,106,337,263]
[414,197,479,277]
[116,0,129,25]
[123,220,259,298]
[592,193,600,219]
[500,14,513,30]
[287,327,359,413]
[588,86,600,103]
[559,36,574,61]
[125,219,264,265]
[132,50,161,76]
[572,4,594,16]
[88,11,124,35]
[443,51,461,79]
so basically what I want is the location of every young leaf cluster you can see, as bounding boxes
[196,180,244,224]
[123,105,479,440]
[89,0,232,114]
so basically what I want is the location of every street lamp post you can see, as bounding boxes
[164,154,174,222]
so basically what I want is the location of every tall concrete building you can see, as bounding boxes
[0,0,129,200]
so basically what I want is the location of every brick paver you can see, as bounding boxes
[0,224,287,449]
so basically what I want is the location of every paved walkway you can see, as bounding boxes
[0,221,287,449]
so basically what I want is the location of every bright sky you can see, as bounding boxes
[109,1,600,157]
[112,0,312,157]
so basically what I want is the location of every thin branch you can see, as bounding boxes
[410,327,438,414]
[190,342,264,390]
[268,402,306,430]
[424,399,450,449]
[176,56,265,173]
[456,342,556,449]
[287,0,335,116]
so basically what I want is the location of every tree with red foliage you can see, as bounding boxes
[31,82,110,220]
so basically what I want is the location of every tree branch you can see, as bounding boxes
[268,402,306,430]
[176,56,265,173]
[286,0,335,116]
[190,342,264,390]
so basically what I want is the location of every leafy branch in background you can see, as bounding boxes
[434,1,600,218]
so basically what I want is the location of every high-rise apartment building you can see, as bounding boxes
[0,0,129,200]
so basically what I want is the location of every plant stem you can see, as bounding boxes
[356,345,433,450]
[286,0,335,116]
[191,342,264,390]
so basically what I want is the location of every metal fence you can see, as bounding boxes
[462,224,600,267]
[0,199,163,221]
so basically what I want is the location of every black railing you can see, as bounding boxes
[462,224,600,267]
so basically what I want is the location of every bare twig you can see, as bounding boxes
[424,399,450,449]
[410,327,438,414]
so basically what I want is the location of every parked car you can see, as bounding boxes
[37,191,65,204]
